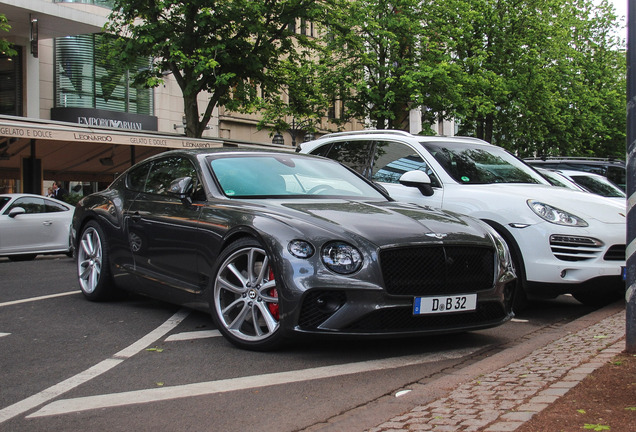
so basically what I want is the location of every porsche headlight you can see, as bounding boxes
[527,200,588,227]
[321,241,363,274]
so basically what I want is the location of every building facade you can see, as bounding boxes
[1,0,360,194]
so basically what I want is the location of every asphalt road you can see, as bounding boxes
[0,255,598,432]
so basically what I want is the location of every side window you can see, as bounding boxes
[372,141,440,187]
[312,140,375,179]
[145,157,200,196]
[44,199,69,213]
[7,197,45,214]
[127,162,151,192]
[606,166,626,190]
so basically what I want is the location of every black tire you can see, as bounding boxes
[510,249,528,313]
[8,254,37,262]
[487,223,528,313]
[76,220,116,301]
[210,237,287,351]
[572,289,623,307]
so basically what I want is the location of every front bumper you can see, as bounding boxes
[510,221,625,289]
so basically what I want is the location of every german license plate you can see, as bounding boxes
[413,294,477,315]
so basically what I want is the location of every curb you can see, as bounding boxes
[303,301,626,432]
[369,306,626,431]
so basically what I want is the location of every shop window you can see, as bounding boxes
[0,47,23,116]
[54,34,153,115]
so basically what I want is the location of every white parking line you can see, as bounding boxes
[27,347,479,418]
[0,291,81,308]
[164,330,222,341]
[0,333,10,338]
[0,308,190,424]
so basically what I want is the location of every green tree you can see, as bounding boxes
[319,0,625,158]
[442,0,625,158]
[105,0,335,138]
[318,0,456,130]
[1,14,17,57]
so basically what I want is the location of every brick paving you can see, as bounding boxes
[367,310,626,432]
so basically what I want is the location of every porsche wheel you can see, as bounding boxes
[77,221,115,301]
[211,238,285,351]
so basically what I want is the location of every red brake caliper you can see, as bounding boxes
[266,267,279,321]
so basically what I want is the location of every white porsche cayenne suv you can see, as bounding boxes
[298,130,626,309]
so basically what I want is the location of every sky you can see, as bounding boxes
[609,0,627,24]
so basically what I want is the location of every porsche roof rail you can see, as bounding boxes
[319,130,413,139]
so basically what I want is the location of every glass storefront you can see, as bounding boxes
[53,0,115,8]
[0,47,23,116]
[54,34,154,116]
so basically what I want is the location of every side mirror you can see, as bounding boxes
[399,170,434,197]
[8,207,26,218]
[168,177,194,203]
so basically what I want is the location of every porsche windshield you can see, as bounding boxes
[421,141,548,185]
[210,155,388,199]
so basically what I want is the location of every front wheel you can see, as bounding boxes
[572,289,622,307]
[76,221,116,301]
[210,238,286,351]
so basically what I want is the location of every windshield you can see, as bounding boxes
[209,154,388,199]
[421,141,548,185]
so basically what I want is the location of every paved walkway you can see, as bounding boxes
[367,308,626,432]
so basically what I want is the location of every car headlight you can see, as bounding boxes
[527,200,588,227]
[321,241,363,274]
[288,240,315,258]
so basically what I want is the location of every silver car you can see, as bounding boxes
[0,193,74,261]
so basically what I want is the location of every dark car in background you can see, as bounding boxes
[524,157,626,191]
[72,148,516,350]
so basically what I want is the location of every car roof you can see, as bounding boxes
[556,169,608,179]
[301,130,493,152]
[524,157,625,167]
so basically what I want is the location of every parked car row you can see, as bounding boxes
[297,131,626,311]
[535,167,626,203]
[2,131,627,351]
[524,156,626,191]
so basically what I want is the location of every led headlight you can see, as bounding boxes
[527,200,588,227]
[321,241,363,274]
[288,240,315,258]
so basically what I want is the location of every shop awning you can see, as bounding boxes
[0,116,277,184]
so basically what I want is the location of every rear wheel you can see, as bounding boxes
[210,238,286,351]
[77,221,116,301]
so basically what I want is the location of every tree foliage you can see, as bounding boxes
[321,0,626,158]
[0,14,17,57]
[105,0,626,158]
[105,0,334,137]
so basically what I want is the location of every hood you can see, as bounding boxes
[265,199,493,248]
[455,184,626,225]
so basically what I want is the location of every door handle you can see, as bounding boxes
[131,212,141,222]
[42,221,53,226]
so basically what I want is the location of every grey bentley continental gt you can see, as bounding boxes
[72,148,516,350]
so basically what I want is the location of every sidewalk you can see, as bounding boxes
[367,303,627,432]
